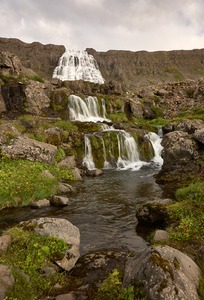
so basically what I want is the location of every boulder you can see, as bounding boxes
[58,182,75,193]
[20,218,80,272]
[45,127,62,145]
[123,245,201,300]
[135,198,173,227]
[55,292,76,300]
[58,156,77,168]
[50,195,70,206]
[153,230,169,241]
[161,131,199,171]
[24,80,51,115]
[1,136,57,164]
[175,119,204,134]
[0,235,12,253]
[0,264,15,300]
[31,199,50,208]
[193,128,204,144]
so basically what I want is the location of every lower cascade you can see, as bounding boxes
[67,94,163,171]
[82,130,163,171]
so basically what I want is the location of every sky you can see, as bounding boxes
[1,0,204,52]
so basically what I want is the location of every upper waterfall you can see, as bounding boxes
[52,49,105,84]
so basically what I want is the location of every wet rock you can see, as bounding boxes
[87,168,103,176]
[0,264,15,300]
[58,182,75,194]
[20,218,80,272]
[135,198,173,227]
[31,199,50,208]
[123,245,201,300]
[50,195,70,206]
[0,235,12,253]
[1,136,57,164]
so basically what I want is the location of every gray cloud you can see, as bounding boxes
[1,0,204,51]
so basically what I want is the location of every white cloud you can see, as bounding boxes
[1,0,204,51]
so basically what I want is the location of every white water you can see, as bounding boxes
[52,49,105,84]
[83,135,95,170]
[146,132,163,166]
[68,95,111,123]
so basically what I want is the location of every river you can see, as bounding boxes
[0,164,169,255]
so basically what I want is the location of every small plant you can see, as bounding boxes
[95,269,135,300]
[0,226,68,299]
[55,147,66,162]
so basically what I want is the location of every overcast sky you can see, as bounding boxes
[1,0,204,52]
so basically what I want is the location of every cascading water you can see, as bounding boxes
[68,95,111,123]
[52,49,105,84]
[67,94,163,171]
[146,131,163,166]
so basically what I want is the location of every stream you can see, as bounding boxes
[0,165,169,255]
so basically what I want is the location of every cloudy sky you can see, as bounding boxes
[1,0,204,52]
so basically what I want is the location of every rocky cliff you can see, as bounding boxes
[87,48,204,89]
[0,38,65,79]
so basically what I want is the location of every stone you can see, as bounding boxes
[153,230,169,241]
[58,156,77,168]
[193,128,204,144]
[55,292,76,300]
[31,199,50,208]
[72,167,82,180]
[123,245,201,300]
[1,136,57,164]
[24,80,51,115]
[58,182,75,193]
[20,218,80,272]
[135,198,173,226]
[0,264,15,300]
[50,195,70,206]
[45,127,62,145]
[41,170,56,179]
[0,235,12,253]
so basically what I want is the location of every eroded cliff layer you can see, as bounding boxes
[0,37,65,79]
[87,48,204,88]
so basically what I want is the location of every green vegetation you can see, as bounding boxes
[0,158,74,209]
[95,269,147,300]
[167,180,204,242]
[0,226,68,300]
[176,108,204,122]
[108,112,128,123]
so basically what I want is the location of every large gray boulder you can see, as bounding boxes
[20,218,80,272]
[123,245,201,300]
[0,264,15,300]
[1,136,57,164]
[161,131,199,171]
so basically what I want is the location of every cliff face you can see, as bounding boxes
[86,48,204,89]
[0,38,65,79]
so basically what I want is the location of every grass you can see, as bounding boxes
[0,158,75,209]
[0,226,68,300]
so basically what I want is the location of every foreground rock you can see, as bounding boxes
[20,218,80,272]
[0,264,15,300]
[123,245,201,300]
[1,136,57,164]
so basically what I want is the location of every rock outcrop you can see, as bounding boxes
[0,38,65,79]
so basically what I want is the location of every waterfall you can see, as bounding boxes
[83,135,95,170]
[68,95,111,123]
[116,131,147,171]
[146,132,163,166]
[52,49,105,84]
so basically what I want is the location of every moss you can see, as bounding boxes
[0,226,68,300]
[151,251,174,280]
